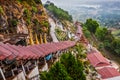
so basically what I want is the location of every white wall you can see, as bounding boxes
[12,71,26,80]
[27,66,40,80]
[41,63,48,72]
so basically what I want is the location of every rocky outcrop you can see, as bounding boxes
[0,0,50,44]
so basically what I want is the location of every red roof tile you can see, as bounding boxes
[87,52,110,67]
[97,67,120,79]
[26,46,44,57]
[0,45,13,60]
[0,41,76,60]
[7,44,32,60]
[0,43,18,59]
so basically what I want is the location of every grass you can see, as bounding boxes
[112,29,120,38]
[55,28,67,41]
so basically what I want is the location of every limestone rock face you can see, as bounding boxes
[0,15,8,29]
[0,0,49,34]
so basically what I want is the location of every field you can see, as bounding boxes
[112,29,120,39]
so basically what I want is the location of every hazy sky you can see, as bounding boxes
[41,0,120,22]
[41,0,120,4]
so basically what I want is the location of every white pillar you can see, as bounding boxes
[27,65,29,71]
[11,69,15,76]
[0,67,6,80]
[51,54,53,62]
[35,60,37,66]
[56,51,59,58]
[22,64,26,76]
[44,57,47,64]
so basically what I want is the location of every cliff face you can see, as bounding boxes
[0,0,49,44]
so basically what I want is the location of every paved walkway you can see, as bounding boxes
[48,17,59,42]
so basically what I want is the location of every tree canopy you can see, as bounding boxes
[40,62,72,80]
[95,27,108,41]
[60,53,86,80]
[40,52,86,80]
[85,18,99,34]
[111,39,120,55]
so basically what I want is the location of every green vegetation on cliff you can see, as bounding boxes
[0,0,50,43]
[0,0,49,34]
[44,2,73,22]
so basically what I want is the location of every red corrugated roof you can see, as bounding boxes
[97,67,120,79]
[0,41,76,60]
[7,44,29,60]
[0,45,13,60]
[87,52,110,67]
[19,46,39,59]
[26,46,45,57]
[0,43,19,58]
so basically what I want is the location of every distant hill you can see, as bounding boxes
[42,0,120,28]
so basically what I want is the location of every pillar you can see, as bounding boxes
[0,67,6,80]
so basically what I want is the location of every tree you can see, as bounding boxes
[34,0,42,4]
[95,27,108,41]
[83,27,91,39]
[60,53,86,80]
[85,18,99,34]
[111,39,120,55]
[40,62,72,80]
[40,52,86,80]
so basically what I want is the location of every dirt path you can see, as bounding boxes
[48,17,59,42]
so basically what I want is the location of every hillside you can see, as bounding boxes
[43,0,120,28]
[44,1,73,22]
[44,1,75,41]
[0,0,49,45]
[0,1,120,80]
